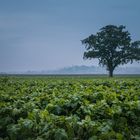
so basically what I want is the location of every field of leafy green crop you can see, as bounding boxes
[0,76,140,140]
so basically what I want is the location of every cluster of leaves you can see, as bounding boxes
[0,76,140,140]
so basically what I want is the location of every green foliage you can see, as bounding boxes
[0,76,140,139]
[82,25,140,77]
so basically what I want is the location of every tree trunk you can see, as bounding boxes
[109,69,113,77]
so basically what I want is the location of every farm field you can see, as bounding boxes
[0,75,140,140]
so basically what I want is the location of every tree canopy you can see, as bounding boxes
[82,25,140,77]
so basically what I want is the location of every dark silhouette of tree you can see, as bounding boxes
[82,25,140,77]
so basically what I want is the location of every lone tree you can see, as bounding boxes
[82,25,140,77]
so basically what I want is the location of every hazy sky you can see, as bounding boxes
[0,0,140,72]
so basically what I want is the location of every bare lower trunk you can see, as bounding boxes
[109,69,113,77]
[107,61,114,77]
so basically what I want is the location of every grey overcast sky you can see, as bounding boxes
[0,0,140,72]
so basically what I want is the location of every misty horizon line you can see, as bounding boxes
[1,65,140,74]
